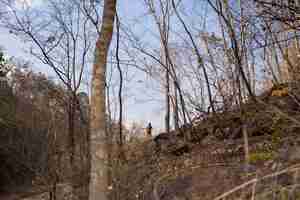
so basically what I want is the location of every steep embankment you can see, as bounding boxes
[122,83,300,200]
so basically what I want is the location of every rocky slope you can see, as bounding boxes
[120,83,300,200]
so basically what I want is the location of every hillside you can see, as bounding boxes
[117,83,300,200]
[1,79,300,200]
[1,83,300,200]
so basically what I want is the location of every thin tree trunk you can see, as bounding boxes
[67,93,77,200]
[116,14,123,147]
[165,62,170,133]
[173,81,179,131]
[89,0,117,200]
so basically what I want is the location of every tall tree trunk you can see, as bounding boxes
[89,0,117,200]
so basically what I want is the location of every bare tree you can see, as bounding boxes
[171,0,216,116]
[89,0,117,200]
[0,0,93,199]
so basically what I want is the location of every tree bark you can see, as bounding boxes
[89,0,117,200]
[173,81,179,131]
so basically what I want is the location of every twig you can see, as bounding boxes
[251,174,258,200]
[214,164,300,200]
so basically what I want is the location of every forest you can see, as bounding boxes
[0,0,300,199]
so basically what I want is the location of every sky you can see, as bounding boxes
[0,0,207,134]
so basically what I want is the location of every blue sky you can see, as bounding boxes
[0,0,272,134]
[0,0,208,134]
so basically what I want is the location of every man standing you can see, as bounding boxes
[146,122,153,138]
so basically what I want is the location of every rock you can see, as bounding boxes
[243,163,257,173]
[23,193,49,200]
[277,146,290,162]
[288,146,300,162]
[153,133,189,156]
[173,195,188,200]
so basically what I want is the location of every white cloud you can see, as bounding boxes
[15,0,32,9]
